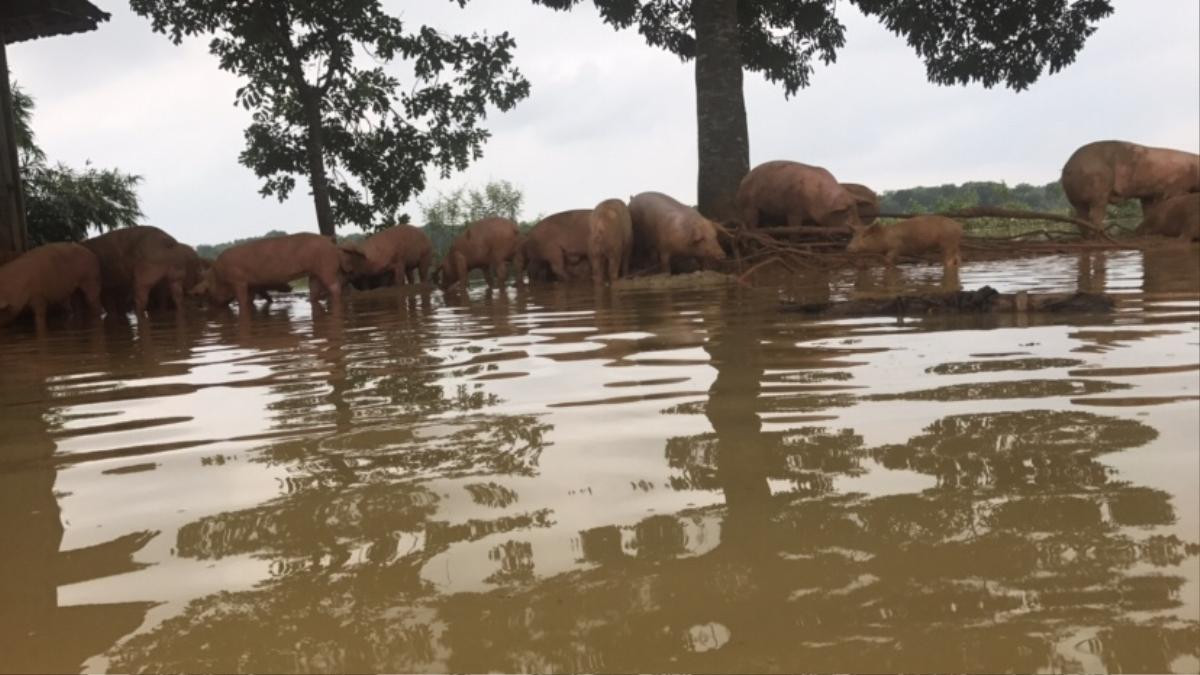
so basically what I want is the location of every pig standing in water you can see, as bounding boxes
[736,160,861,229]
[202,233,345,310]
[515,210,593,283]
[438,217,521,290]
[82,225,194,316]
[588,198,633,285]
[846,215,963,268]
[1136,193,1200,241]
[0,243,102,333]
[345,223,433,286]
[629,191,726,274]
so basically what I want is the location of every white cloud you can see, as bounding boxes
[7,0,1198,246]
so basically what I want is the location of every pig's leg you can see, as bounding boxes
[455,253,470,289]
[620,245,632,278]
[607,252,621,284]
[418,253,432,283]
[234,282,251,310]
[393,264,406,286]
[83,280,103,318]
[884,250,899,267]
[308,276,325,303]
[546,248,569,282]
[658,251,672,275]
[591,251,606,286]
[31,298,48,336]
[493,259,508,289]
[323,276,343,308]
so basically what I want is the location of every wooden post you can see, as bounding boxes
[0,40,29,254]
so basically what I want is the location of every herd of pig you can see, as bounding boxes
[1,140,1198,333]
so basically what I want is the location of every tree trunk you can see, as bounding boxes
[275,13,336,239]
[693,0,749,224]
[297,85,336,239]
[0,43,28,254]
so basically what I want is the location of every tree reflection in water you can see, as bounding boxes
[102,291,1197,674]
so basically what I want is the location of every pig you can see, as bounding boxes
[1136,192,1200,241]
[343,224,433,287]
[515,210,593,283]
[841,183,880,226]
[1062,140,1200,228]
[846,215,963,268]
[82,225,195,316]
[629,191,727,274]
[202,232,344,309]
[588,198,633,285]
[0,242,102,332]
[736,160,861,230]
[438,216,522,290]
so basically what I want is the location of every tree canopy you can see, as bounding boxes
[130,0,531,236]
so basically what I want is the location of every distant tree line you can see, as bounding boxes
[879,181,1141,222]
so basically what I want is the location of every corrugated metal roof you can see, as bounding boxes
[1,0,110,45]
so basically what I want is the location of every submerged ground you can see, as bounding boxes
[1,248,1198,673]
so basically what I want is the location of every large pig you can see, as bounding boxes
[1136,192,1200,241]
[588,198,633,285]
[736,160,861,229]
[1062,140,1200,227]
[344,223,433,286]
[846,215,963,268]
[841,183,880,226]
[82,225,196,315]
[629,191,726,274]
[438,217,521,290]
[202,232,344,309]
[514,210,593,283]
[0,242,102,332]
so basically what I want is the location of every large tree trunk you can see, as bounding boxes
[276,14,337,240]
[0,43,28,254]
[692,0,749,223]
[297,85,337,239]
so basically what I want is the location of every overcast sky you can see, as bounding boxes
[9,0,1199,246]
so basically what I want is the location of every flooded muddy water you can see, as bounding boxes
[1,248,1198,673]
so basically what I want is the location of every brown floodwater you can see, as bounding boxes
[1,248,1198,673]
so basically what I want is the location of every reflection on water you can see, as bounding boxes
[1,250,1198,673]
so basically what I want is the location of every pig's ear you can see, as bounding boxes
[338,244,365,258]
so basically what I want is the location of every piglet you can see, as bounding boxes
[846,215,963,268]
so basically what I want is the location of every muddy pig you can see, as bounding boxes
[588,199,633,285]
[736,160,861,229]
[1062,140,1200,227]
[841,183,880,226]
[345,223,433,286]
[846,215,963,268]
[0,243,102,332]
[439,217,521,290]
[516,210,593,283]
[82,225,196,316]
[204,232,344,309]
[629,192,726,274]
[1136,192,1200,241]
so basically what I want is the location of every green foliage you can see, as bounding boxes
[532,0,1113,95]
[878,180,1144,238]
[880,181,1071,214]
[420,180,528,258]
[195,230,289,259]
[129,0,531,234]
[24,163,143,246]
[13,84,143,245]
